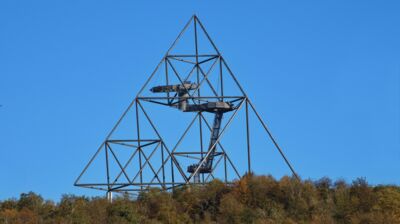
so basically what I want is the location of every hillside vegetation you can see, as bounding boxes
[1,174,399,223]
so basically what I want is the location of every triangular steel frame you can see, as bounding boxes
[75,15,299,195]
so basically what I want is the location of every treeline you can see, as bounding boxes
[1,175,399,223]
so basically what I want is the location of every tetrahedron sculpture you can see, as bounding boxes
[75,15,298,195]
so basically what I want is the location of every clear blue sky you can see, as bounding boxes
[1,1,399,200]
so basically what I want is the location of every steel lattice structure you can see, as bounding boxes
[74,15,298,196]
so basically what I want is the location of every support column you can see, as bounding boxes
[106,191,113,203]
[245,98,251,174]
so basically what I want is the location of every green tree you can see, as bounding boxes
[107,197,139,224]
[17,192,43,213]
[218,193,244,224]
[1,175,400,223]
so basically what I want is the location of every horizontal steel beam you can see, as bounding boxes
[138,96,245,100]
[173,151,224,155]
[107,139,160,143]
[167,54,219,58]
